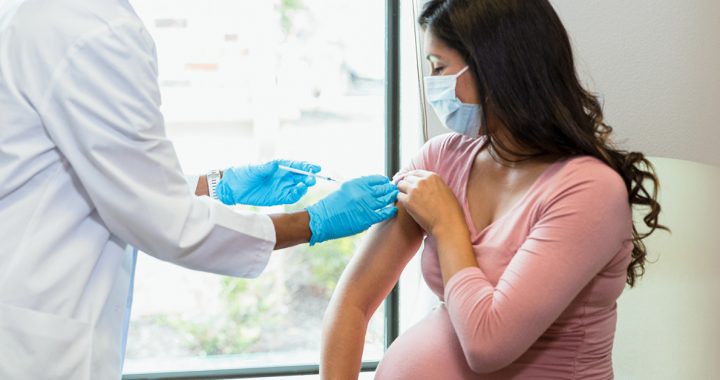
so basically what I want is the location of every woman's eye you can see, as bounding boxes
[432,67,445,75]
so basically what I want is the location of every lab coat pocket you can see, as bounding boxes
[0,303,92,380]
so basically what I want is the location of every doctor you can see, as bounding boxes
[0,0,399,379]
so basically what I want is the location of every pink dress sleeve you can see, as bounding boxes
[443,162,633,373]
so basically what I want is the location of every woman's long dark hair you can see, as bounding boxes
[420,0,668,287]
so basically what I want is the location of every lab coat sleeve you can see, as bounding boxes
[35,21,275,278]
[186,175,200,195]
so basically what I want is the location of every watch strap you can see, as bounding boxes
[207,169,222,200]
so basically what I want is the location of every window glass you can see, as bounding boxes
[124,0,386,374]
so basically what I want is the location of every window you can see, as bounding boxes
[123,1,399,378]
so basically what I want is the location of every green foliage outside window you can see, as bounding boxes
[132,193,366,357]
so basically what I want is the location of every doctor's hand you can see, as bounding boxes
[217,160,321,206]
[306,175,399,245]
[394,170,466,238]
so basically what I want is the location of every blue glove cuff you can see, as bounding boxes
[215,178,235,205]
[306,204,326,246]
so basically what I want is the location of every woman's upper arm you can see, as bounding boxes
[331,202,424,317]
[331,134,450,314]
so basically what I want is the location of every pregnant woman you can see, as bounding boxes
[320,0,667,379]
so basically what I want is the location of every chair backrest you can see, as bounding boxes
[613,157,720,379]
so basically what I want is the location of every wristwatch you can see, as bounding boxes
[206,169,222,200]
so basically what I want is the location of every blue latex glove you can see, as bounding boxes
[217,160,321,206]
[306,175,399,245]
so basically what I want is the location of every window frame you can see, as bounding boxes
[121,362,381,380]
[122,1,401,378]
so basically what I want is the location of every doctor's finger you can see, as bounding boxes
[293,182,308,193]
[287,183,309,202]
[371,182,397,197]
[285,172,316,187]
[374,190,399,207]
[280,160,322,174]
[359,175,392,187]
[300,174,317,187]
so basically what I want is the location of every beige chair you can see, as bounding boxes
[614,158,720,379]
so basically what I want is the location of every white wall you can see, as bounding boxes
[551,0,720,167]
[400,1,720,377]
[419,1,720,167]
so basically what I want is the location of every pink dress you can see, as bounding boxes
[375,133,633,379]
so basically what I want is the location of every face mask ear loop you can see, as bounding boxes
[455,65,470,78]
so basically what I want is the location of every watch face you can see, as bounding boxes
[208,170,221,181]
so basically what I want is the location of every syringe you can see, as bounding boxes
[278,164,338,182]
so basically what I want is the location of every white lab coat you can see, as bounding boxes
[0,0,277,378]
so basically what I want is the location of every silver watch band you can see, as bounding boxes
[207,169,222,200]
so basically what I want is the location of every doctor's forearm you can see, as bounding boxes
[194,171,312,249]
[195,175,209,196]
[269,211,312,250]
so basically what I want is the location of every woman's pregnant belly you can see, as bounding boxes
[375,305,479,380]
[374,304,599,380]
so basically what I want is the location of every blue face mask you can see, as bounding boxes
[424,66,483,138]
